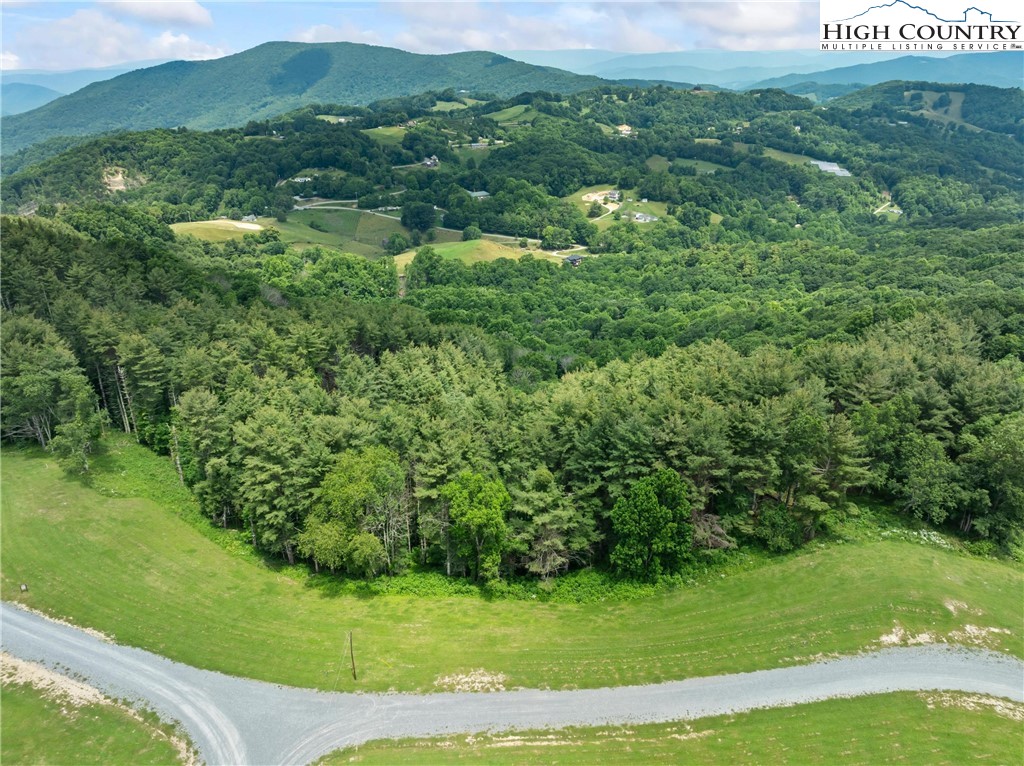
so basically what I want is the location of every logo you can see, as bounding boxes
[819,0,1022,51]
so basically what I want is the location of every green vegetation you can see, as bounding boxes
[3,443,1021,693]
[392,239,549,274]
[170,219,266,242]
[361,126,407,147]
[3,82,1023,612]
[484,104,542,124]
[0,42,604,154]
[0,678,183,766]
[322,693,1024,765]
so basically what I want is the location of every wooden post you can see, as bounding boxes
[349,631,357,681]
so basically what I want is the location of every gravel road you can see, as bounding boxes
[2,602,1021,765]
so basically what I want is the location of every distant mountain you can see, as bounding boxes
[1,61,169,94]
[1,42,605,154]
[751,51,1024,91]
[509,49,904,89]
[1,83,64,116]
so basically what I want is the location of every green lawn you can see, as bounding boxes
[430,100,468,112]
[321,692,1024,765]
[265,209,412,258]
[646,154,729,175]
[483,105,540,124]
[170,219,265,242]
[360,126,407,147]
[0,679,184,765]
[2,441,1020,695]
[392,239,559,275]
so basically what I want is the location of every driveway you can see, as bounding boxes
[2,603,1021,765]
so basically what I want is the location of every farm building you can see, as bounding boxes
[467,190,491,200]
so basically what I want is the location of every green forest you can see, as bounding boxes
[3,83,1022,585]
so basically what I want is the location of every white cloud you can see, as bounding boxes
[1,51,23,70]
[11,9,225,70]
[389,2,678,53]
[293,22,383,46]
[96,1,213,28]
[674,2,819,49]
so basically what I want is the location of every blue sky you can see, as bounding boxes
[1,1,823,70]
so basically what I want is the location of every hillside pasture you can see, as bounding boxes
[392,239,558,275]
[322,692,1024,765]
[484,104,541,124]
[360,126,407,147]
[171,219,264,242]
[2,442,1020,695]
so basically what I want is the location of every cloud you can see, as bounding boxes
[11,9,225,70]
[96,1,213,27]
[673,2,819,49]
[389,1,679,53]
[293,22,384,46]
[1,51,23,70]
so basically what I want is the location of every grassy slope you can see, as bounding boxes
[322,692,1024,765]
[1,441,1021,694]
[392,239,559,274]
[172,209,417,258]
[170,221,259,243]
[0,682,182,766]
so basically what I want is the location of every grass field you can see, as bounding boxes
[430,100,468,112]
[0,677,183,765]
[392,239,559,274]
[315,115,352,124]
[170,219,264,242]
[483,104,541,124]
[360,126,407,147]
[322,692,1024,765]
[646,154,730,175]
[2,440,1021,695]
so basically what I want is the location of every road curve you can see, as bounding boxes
[2,602,1022,765]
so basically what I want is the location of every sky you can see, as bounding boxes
[1,1,824,71]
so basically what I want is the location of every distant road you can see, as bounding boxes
[2,603,1021,766]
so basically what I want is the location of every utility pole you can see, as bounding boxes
[348,631,357,681]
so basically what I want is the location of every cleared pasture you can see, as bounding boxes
[2,441,1020,695]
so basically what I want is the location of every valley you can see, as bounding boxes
[1,29,1022,766]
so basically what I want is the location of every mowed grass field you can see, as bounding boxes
[323,692,1024,765]
[0,680,182,765]
[393,240,559,275]
[170,219,265,242]
[174,210,418,258]
[2,440,1021,695]
[360,126,407,147]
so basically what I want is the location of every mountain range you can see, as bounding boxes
[3,42,1020,155]
[510,49,1023,91]
[0,42,603,154]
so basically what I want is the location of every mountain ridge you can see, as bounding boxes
[1,42,606,154]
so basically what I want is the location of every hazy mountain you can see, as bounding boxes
[1,83,64,116]
[1,42,605,154]
[1,61,169,94]
[751,52,1024,90]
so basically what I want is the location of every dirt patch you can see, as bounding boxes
[434,669,507,692]
[920,692,1024,722]
[102,166,145,193]
[14,603,113,643]
[1,651,107,708]
[943,599,982,617]
[877,622,935,646]
[948,624,1011,648]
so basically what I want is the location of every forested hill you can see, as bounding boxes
[0,42,605,154]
